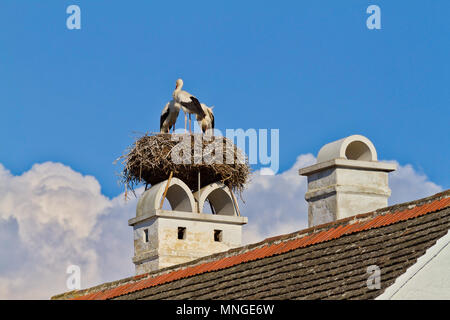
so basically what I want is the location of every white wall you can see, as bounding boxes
[378,231,450,300]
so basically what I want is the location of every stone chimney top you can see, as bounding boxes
[316,134,378,163]
[299,135,396,227]
[129,178,247,275]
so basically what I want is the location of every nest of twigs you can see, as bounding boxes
[117,133,251,197]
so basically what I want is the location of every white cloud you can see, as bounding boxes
[0,162,137,299]
[239,154,315,244]
[0,156,444,299]
[387,161,442,205]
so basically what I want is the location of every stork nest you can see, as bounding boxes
[117,133,251,197]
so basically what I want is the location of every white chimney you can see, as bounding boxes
[128,178,247,275]
[299,135,396,227]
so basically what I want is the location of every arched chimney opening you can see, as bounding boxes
[164,184,194,212]
[204,188,235,216]
[345,141,373,161]
[195,182,237,216]
[136,177,197,217]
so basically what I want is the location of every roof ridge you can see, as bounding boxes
[257,189,450,245]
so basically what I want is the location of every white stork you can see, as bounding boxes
[160,100,180,134]
[172,78,205,133]
[197,103,215,135]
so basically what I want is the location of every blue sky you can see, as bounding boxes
[0,0,449,198]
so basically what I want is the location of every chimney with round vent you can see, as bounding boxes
[128,178,247,275]
[299,135,396,227]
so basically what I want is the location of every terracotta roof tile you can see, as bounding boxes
[330,224,353,239]
[291,235,312,249]
[216,256,237,270]
[282,238,303,252]
[199,261,217,273]
[373,214,393,228]
[343,221,364,235]
[403,206,420,220]
[311,227,336,244]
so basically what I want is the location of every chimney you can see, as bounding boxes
[299,135,396,227]
[128,178,247,275]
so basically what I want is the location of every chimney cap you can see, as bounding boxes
[299,135,396,176]
[317,134,377,163]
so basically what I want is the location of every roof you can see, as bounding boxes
[53,189,450,300]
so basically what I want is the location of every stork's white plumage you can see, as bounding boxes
[197,103,215,135]
[160,100,180,133]
[172,78,205,133]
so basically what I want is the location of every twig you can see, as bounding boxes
[228,185,241,217]
[159,171,173,210]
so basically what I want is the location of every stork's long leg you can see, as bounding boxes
[184,113,188,133]
[189,114,192,134]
